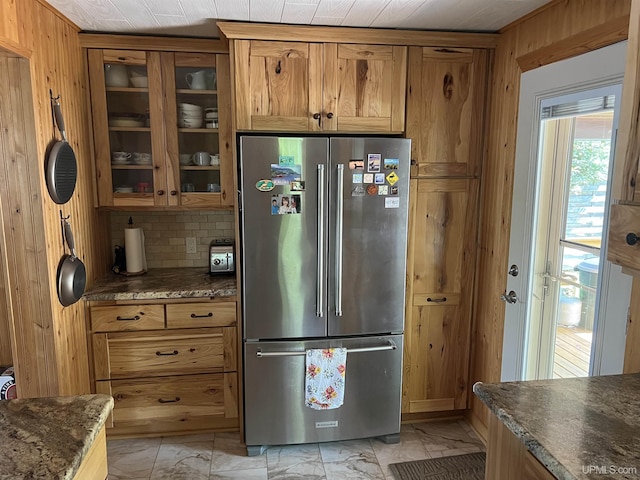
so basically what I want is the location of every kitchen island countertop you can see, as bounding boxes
[83,267,236,301]
[0,394,113,479]
[473,374,640,479]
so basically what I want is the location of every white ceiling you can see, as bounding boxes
[45,0,551,38]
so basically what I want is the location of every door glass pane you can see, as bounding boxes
[525,102,615,381]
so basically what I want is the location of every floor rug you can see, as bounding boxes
[389,452,485,480]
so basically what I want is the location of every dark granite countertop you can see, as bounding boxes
[0,394,113,479]
[83,267,237,301]
[474,374,640,479]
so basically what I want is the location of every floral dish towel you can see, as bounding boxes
[305,347,347,410]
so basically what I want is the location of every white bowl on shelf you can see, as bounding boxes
[132,152,152,165]
[177,102,202,112]
[114,186,134,193]
[179,154,192,165]
[109,117,145,127]
[179,118,203,128]
[130,76,148,88]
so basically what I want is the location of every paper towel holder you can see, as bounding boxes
[120,216,147,276]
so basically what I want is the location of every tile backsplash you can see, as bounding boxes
[110,211,235,269]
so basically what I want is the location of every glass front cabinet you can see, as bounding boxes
[87,49,233,208]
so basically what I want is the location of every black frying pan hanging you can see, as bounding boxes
[46,95,77,204]
[57,217,86,307]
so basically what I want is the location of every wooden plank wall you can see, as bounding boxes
[0,0,111,397]
[469,0,632,436]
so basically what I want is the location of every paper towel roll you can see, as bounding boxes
[124,227,147,273]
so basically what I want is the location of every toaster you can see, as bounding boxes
[209,241,235,275]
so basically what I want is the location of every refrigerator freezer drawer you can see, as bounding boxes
[244,334,403,447]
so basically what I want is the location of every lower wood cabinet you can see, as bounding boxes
[402,178,478,414]
[87,299,238,437]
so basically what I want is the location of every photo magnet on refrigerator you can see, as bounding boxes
[291,180,305,191]
[390,186,399,195]
[352,173,363,184]
[378,185,389,195]
[367,154,381,172]
[271,164,302,185]
[363,174,374,184]
[349,160,364,170]
[374,173,385,184]
[385,197,400,209]
[272,194,302,215]
[384,158,399,170]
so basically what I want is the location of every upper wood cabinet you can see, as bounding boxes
[233,40,407,133]
[87,49,233,208]
[406,47,489,178]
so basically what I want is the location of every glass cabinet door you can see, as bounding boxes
[88,49,165,207]
[163,52,223,207]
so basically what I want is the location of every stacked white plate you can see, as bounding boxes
[178,103,203,128]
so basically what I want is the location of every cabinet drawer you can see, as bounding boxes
[166,302,236,329]
[93,328,236,380]
[91,305,165,332]
[96,373,238,435]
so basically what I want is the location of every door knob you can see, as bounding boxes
[508,264,519,277]
[500,290,518,304]
[626,233,639,245]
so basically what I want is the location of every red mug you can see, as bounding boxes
[136,182,150,193]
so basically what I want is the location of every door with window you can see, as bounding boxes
[501,41,632,381]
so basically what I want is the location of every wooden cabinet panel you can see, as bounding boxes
[235,40,314,131]
[330,44,407,133]
[405,304,467,412]
[166,302,236,329]
[97,373,238,436]
[93,329,230,380]
[608,204,640,270]
[403,178,478,414]
[407,47,489,177]
[411,179,473,295]
[233,40,406,132]
[90,304,165,332]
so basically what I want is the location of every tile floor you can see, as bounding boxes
[106,419,485,480]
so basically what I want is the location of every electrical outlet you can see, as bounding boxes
[186,237,197,254]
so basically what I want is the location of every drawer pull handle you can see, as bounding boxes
[158,397,180,403]
[626,233,640,246]
[190,312,213,318]
[426,297,447,303]
[156,350,179,356]
[116,315,140,321]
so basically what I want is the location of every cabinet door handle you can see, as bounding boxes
[426,297,447,303]
[626,233,639,245]
[116,315,140,321]
[158,397,180,403]
[326,112,334,119]
[190,312,213,318]
[156,350,179,356]
[170,190,177,196]
[157,190,165,196]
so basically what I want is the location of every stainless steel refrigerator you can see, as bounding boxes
[239,136,411,455]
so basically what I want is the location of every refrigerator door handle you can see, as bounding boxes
[316,164,325,318]
[335,164,344,316]
[256,341,397,357]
